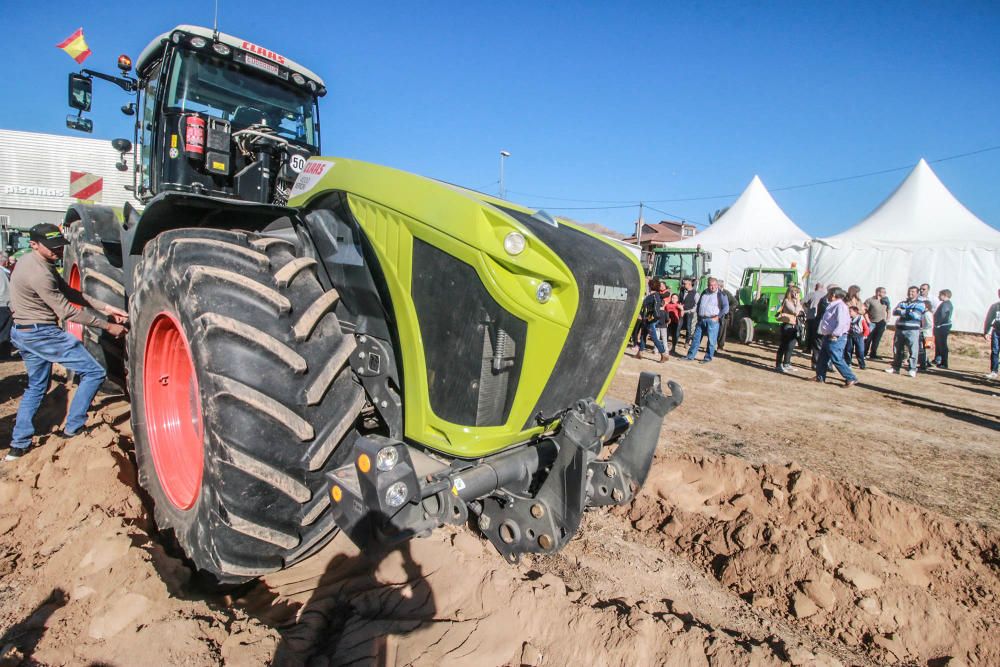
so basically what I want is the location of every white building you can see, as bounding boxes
[0,128,137,230]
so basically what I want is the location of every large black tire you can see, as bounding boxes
[63,220,127,389]
[128,228,366,584]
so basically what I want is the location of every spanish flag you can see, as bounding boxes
[56,28,91,64]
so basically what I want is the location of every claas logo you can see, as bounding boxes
[241,41,286,65]
[303,162,327,175]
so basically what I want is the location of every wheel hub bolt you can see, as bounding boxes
[605,464,616,478]
[538,534,553,550]
[530,503,544,519]
[612,489,624,502]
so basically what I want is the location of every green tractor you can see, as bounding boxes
[734,266,802,344]
[649,247,712,293]
[60,25,682,583]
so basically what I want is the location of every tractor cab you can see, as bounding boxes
[66,25,326,207]
[650,247,712,293]
[734,266,801,344]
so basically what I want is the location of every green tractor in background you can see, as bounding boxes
[734,266,802,344]
[649,247,712,293]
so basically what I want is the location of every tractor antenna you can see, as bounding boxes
[212,0,220,39]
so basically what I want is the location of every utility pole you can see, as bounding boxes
[636,201,644,258]
[499,151,511,199]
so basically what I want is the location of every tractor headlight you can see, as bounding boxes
[503,231,526,256]
[212,42,231,56]
[376,446,398,472]
[190,36,208,48]
[385,481,409,508]
[292,73,306,85]
[536,281,552,304]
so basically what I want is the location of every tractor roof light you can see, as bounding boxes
[171,32,183,44]
[212,42,231,56]
[117,54,132,73]
[292,72,306,85]
[189,36,208,48]
[307,81,317,93]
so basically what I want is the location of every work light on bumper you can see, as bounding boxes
[503,231,526,256]
[385,482,409,508]
[376,446,399,472]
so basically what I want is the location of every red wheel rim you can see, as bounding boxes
[143,312,204,510]
[67,265,83,341]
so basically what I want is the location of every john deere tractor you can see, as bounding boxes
[649,247,712,293]
[60,25,682,583]
[733,266,802,344]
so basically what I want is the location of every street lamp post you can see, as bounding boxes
[499,150,510,199]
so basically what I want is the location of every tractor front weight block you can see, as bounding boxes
[326,372,683,562]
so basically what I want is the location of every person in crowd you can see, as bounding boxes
[634,278,667,363]
[933,289,953,369]
[845,285,864,313]
[664,292,684,356]
[864,287,890,359]
[775,285,803,373]
[6,224,129,461]
[811,285,836,370]
[716,280,736,351]
[679,278,698,345]
[843,305,868,369]
[885,286,926,378]
[919,283,939,312]
[814,287,857,387]
[683,277,729,364]
[918,299,935,370]
[804,282,825,353]
[984,288,1000,380]
[627,277,659,349]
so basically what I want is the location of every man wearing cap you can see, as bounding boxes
[6,223,128,461]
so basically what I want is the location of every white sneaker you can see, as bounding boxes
[884,368,897,374]
[988,372,998,380]
[908,369,917,378]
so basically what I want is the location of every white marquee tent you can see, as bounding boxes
[668,175,810,287]
[808,159,1000,332]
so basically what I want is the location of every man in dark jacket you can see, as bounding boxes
[679,278,697,345]
[985,289,1000,380]
[717,280,736,351]
[932,289,953,369]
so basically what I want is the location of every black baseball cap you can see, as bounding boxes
[29,223,68,250]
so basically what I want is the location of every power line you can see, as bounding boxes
[507,143,1000,207]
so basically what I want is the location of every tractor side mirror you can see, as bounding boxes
[66,114,93,133]
[112,138,132,172]
[68,73,92,111]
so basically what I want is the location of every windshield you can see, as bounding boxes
[654,251,695,279]
[165,48,319,148]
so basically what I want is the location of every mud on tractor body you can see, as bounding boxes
[61,25,682,583]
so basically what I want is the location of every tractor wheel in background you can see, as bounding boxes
[127,228,366,584]
[63,220,127,390]
[738,317,755,345]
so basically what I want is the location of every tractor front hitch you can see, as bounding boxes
[326,372,683,562]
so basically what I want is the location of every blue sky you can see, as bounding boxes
[2,1,998,236]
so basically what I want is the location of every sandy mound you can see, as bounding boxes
[0,384,996,665]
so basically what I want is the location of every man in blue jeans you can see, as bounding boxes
[814,287,858,387]
[684,277,729,364]
[7,224,128,461]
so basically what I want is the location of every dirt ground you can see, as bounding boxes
[0,333,996,666]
